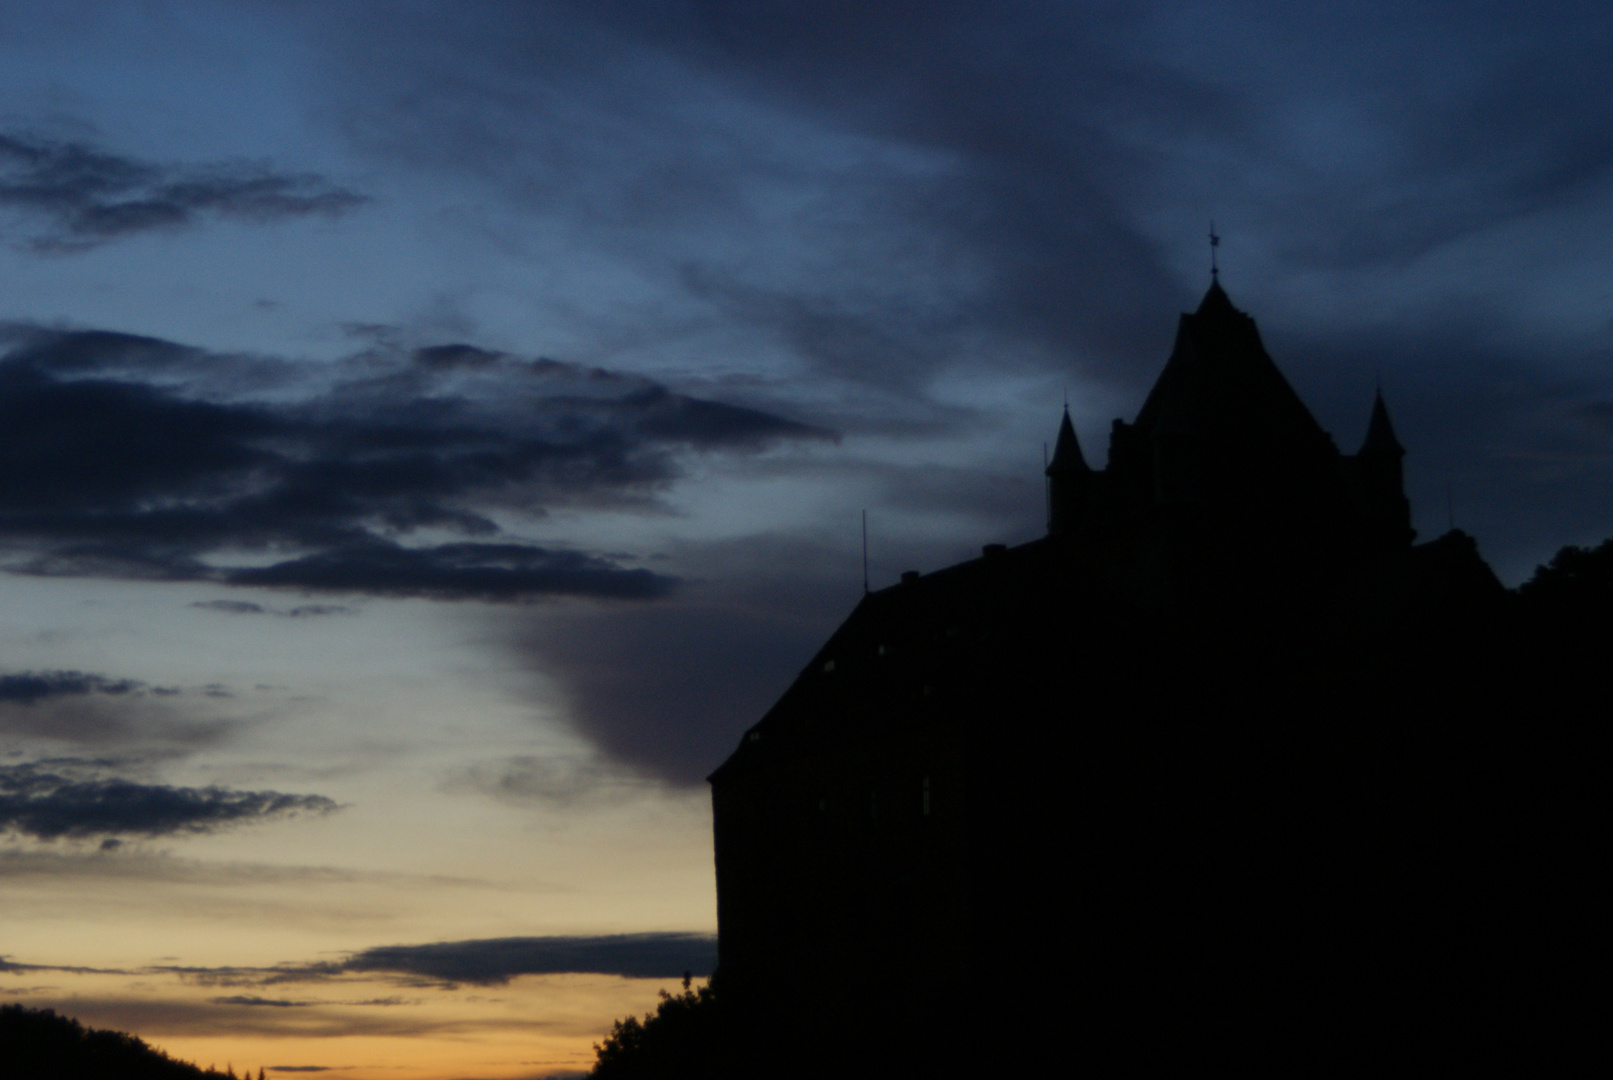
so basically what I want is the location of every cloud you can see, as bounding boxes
[10,994,515,1040]
[0,130,368,252]
[445,755,647,807]
[517,527,1031,786]
[528,599,822,786]
[191,599,269,615]
[119,934,714,988]
[0,761,337,840]
[518,535,866,786]
[594,2,1613,344]
[328,933,716,985]
[211,996,311,1008]
[226,540,674,601]
[0,671,238,749]
[0,327,824,600]
[0,671,143,704]
[191,600,356,617]
[316,2,1196,389]
[297,3,1613,583]
[0,847,502,894]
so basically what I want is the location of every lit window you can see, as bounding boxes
[823,659,836,673]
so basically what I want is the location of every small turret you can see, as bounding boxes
[1359,390,1405,461]
[1046,407,1092,535]
[1351,390,1414,548]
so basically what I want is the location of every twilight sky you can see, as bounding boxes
[5,3,1613,1077]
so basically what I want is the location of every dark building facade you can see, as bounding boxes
[708,284,1595,1075]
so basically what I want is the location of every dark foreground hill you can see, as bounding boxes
[0,1004,262,1080]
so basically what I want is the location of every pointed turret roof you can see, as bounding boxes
[1196,278,1236,317]
[1358,390,1405,458]
[1132,281,1333,455]
[1046,407,1090,474]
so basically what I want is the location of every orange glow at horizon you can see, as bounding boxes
[10,970,695,1080]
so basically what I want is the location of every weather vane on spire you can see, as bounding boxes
[1209,221,1220,281]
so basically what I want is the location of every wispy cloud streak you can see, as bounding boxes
[0,131,367,252]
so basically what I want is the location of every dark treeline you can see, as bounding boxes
[0,1005,265,1080]
[1517,536,1613,607]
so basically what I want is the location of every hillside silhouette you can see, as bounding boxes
[0,1005,264,1080]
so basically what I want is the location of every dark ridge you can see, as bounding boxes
[0,1004,266,1080]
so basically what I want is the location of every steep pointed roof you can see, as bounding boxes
[1358,390,1405,458]
[1196,278,1236,317]
[1046,407,1090,474]
[1132,281,1333,455]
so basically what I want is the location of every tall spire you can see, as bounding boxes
[1047,406,1090,474]
[1046,406,1092,537]
[1352,389,1413,548]
[1359,389,1405,459]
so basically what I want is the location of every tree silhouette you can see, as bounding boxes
[0,1005,264,1080]
[1520,537,1613,611]
[590,973,728,1079]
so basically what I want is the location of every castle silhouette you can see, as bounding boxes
[707,282,1592,1075]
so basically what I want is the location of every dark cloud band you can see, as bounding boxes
[0,762,337,841]
[225,541,674,601]
[330,933,716,984]
[0,328,822,600]
[0,672,143,704]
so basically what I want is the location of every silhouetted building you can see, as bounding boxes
[708,283,1593,1076]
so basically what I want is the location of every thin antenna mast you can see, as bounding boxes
[861,509,869,594]
[1209,221,1220,281]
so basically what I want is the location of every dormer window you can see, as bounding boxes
[822,659,836,673]
[747,731,761,744]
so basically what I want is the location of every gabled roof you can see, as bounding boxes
[1132,282,1333,455]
